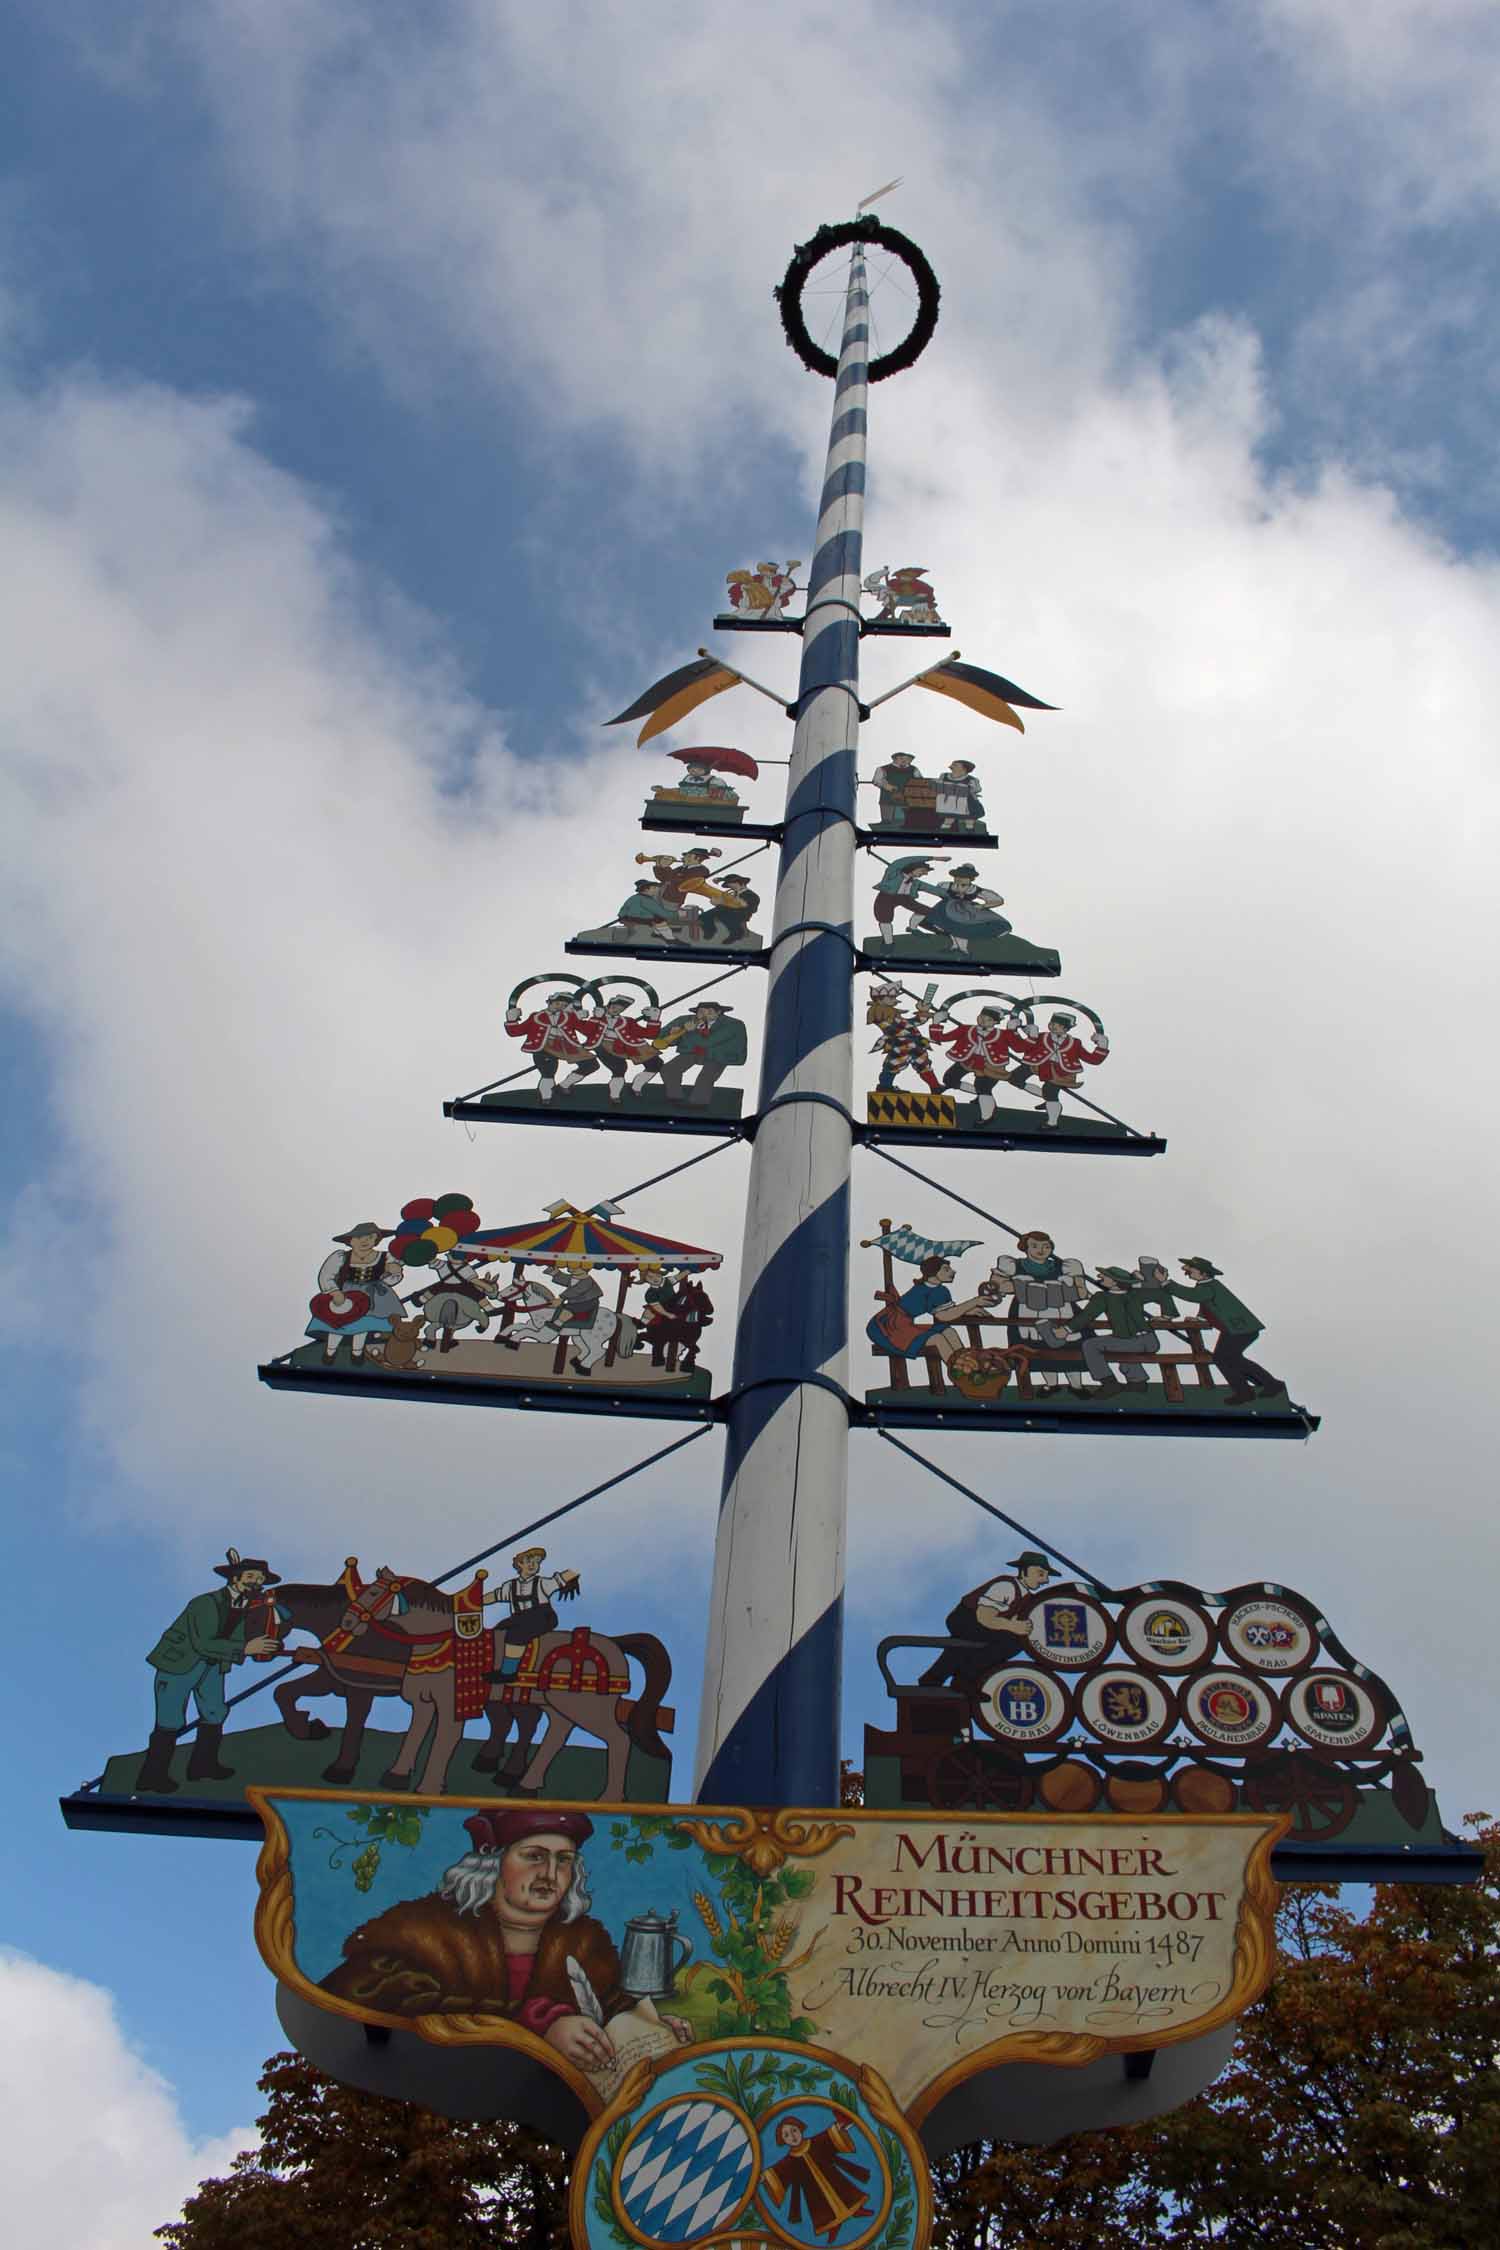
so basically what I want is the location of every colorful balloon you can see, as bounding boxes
[432,1193,475,1219]
[400,1197,436,1223]
[429,1225,460,1252]
[400,1239,438,1265]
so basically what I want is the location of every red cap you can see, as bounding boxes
[463,1808,594,1855]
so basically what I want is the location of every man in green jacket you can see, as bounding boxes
[636,1002,748,1106]
[1173,1257,1285,1407]
[139,1548,286,1794]
[1067,1267,1166,1396]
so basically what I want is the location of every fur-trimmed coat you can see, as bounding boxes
[319,1896,624,2025]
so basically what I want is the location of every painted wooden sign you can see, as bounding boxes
[862,565,945,628]
[273,1198,719,1404]
[865,1568,1446,1858]
[864,754,989,840]
[90,1548,674,1811]
[573,2041,929,2250]
[471,977,746,1124]
[724,560,801,621]
[862,986,1145,1148]
[645,747,758,828]
[572,851,764,959]
[254,1793,1281,2122]
[866,857,1059,974]
[863,1224,1313,1430]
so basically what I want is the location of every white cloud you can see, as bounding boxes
[0,1952,252,2249]
[1253,0,1500,222]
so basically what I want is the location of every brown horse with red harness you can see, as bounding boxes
[271,1562,671,1795]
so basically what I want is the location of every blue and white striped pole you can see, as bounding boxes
[695,245,869,1806]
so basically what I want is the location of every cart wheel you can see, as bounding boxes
[925,1742,1034,1812]
[1243,1750,1358,1839]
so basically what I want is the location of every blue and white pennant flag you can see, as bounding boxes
[869,1223,982,1267]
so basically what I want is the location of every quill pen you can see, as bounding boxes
[566,1955,607,2028]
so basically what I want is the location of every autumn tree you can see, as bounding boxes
[155,2050,569,2250]
[1131,1815,1500,2248]
[162,1822,1500,2249]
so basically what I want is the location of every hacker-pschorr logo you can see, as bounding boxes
[1225,1599,1314,1674]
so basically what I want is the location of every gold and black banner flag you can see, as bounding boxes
[916,658,1056,733]
[606,657,741,745]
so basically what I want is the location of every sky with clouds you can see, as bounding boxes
[4,3,1499,2239]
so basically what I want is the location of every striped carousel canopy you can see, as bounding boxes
[464,1199,722,1271]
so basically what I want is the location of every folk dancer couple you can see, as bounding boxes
[871,857,1010,955]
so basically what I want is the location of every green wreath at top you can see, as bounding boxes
[775,221,941,381]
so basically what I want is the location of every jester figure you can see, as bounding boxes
[866,982,940,1093]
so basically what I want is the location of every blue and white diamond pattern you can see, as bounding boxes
[616,2096,757,2245]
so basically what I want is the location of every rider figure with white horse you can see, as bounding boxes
[493,1255,638,1373]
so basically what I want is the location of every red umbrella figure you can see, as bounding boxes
[667,746,759,781]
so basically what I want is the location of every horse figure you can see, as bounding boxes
[412,1253,503,1352]
[270,1569,671,1796]
[642,1277,714,1371]
[495,1282,640,1373]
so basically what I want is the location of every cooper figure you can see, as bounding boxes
[920,1552,1058,1688]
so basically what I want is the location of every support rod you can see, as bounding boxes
[695,244,869,1804]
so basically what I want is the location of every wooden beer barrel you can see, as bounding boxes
[1173,1765,1237,1814]
[1106,1769,1168,1814]
[1039,1758,1101,1811]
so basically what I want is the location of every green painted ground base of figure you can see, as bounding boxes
[103,1731,672,1808]
[864,932,1061,974]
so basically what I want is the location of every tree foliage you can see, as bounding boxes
[155,2051,569,2250]
[162,1821,1500,2249]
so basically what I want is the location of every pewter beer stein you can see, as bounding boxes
[618,1908,693,1997]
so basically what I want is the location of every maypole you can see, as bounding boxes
[695,240,869,1806]
[64,197,1483,2233]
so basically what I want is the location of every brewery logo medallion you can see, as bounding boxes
[1120,1596,1212,1671]
[1080,1669,1174,1748]
[1185,1671,1279,1750]
[1286,1672,1382,1753]
[977,1667,1071,1745]
[1026,1595,1111,1668]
